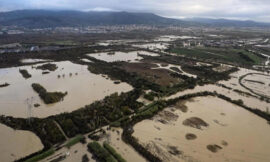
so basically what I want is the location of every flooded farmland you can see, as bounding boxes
[99,127,147,162]
[166,84,270,112]
[0,123,43,162]
[133,96,270,162]
[219,67,263,94]
[0,61,133,118]
[87,50,159,63]
[241,73,270,98]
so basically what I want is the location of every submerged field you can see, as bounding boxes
[0,123,43,162]
[133,96,270,162]
[0,61,132,118]
[0,32,270,162]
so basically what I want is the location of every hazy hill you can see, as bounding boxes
[184,17,270,28]
[0,10,187,28]
[0,10,269,28]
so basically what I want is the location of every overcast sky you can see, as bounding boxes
[0,0,270,22]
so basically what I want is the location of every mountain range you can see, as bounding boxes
[0,10,269,28]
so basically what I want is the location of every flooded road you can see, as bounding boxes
[241,73,270,98]
[152,63,197,78]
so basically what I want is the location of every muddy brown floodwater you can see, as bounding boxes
[166,67,270,112]
[0,61,133,118]
[43,127,146,162]
[87,50,159,63]
[0,123,43,162]
[99,127,147,162]
[133,96,270,162]
[166,84,270,112]
[219,67,262,94]
[241,73,270,98]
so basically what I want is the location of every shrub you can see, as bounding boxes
[103,142,127,162]
[87,141,117,162]
[19,69,31,79]
[0,83,9,88]
[36,63,58,71]
[32,83,67,104]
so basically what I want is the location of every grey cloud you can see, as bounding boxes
[0,0,270,22]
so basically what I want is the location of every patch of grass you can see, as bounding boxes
[24,148,55,162]
[103,142,127,162]
[32,83,67,104]
[87,141,117,162]
[19,69,32,79]
[65,135,85,148]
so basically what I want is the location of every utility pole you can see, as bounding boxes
[26,97,34,124]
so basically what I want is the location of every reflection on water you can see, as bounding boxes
[132,43,169,51]
[20,59,51,64]
[0,61,133,118]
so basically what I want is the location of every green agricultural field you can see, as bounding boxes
[168,47,264,66]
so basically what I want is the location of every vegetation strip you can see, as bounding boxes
[64,135,84,148]
[19,69,31,79]
[87,141,117,162]
[103,142,127,162]
[23,148,55,162]
[0,89,143,156]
